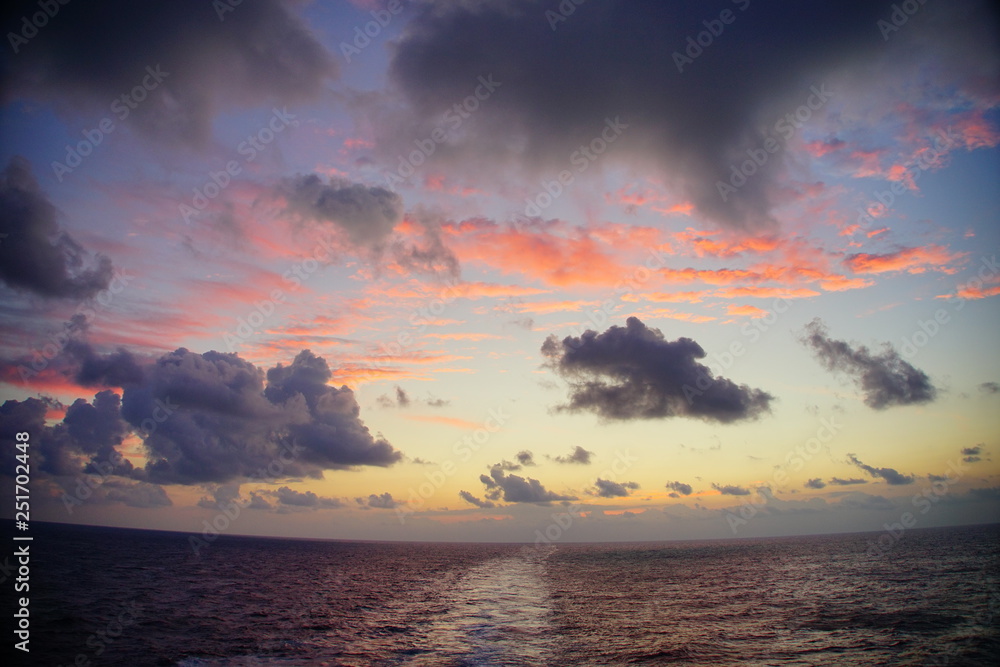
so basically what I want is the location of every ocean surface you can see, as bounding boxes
[9,522,1000,666]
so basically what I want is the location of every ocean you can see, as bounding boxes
[9,522,999,666]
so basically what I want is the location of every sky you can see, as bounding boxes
[0,0,998,544]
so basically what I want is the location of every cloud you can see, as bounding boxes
[848,454,915,485]
[801,319,936,409]
[279,174,404,248]
[389,208,461,278]
[829,477,868,486]
[844,245,966,275]
[494,458,524,472]
[378,385,451,409]
[542,317,772,422]
[197,483,242,510]
[516,450,535,466]
[247,492,274,511]
[66,341,146,388]
[266,487,343,509]
[979,382,1000,394]
[666,481,693,496]
[712,483,751,496]
[962,444,984,463]
[591,478,639,498]
[553,445,593,465]
[0,157,114,299]
[1,0,336,148]
[459,490,495,509]
[382,0,997,229]
[1,347,402,486]
[479,465,576,504]
[377,385,411,408]
[836,493,895,511]
[356,492,396,509]
[804,478,826,489]
[0,391,132,478]
[102,480,172,509]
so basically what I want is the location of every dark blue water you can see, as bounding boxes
[8,522,999,665]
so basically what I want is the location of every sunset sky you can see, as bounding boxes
[1,0,998,543]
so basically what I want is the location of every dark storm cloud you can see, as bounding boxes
[383,0,998,228]
[591,478,639,498]
[801,319,936,410]
[279,175,404,248]
[459,490,496,509]
[553,445,593,465]
[542,317,772,422]
[829,477,867,486]
[847,454,914,486]
[712,483,750,496]
[479,465,576,504]
[129,348,400,484]
[66,340,145,387]
[666,481,693,496]
[804,478,826,489]
[1,0,335,148]
[0,391,131,478]
[2,347,402,486]
[0,157,113,299]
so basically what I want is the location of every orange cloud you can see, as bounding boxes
[844,245,966,275]
[713,286,820,299]
[513,300,600,315]
[445,219,646,287]
[726,304,768,318]
[936,275,1000,301]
